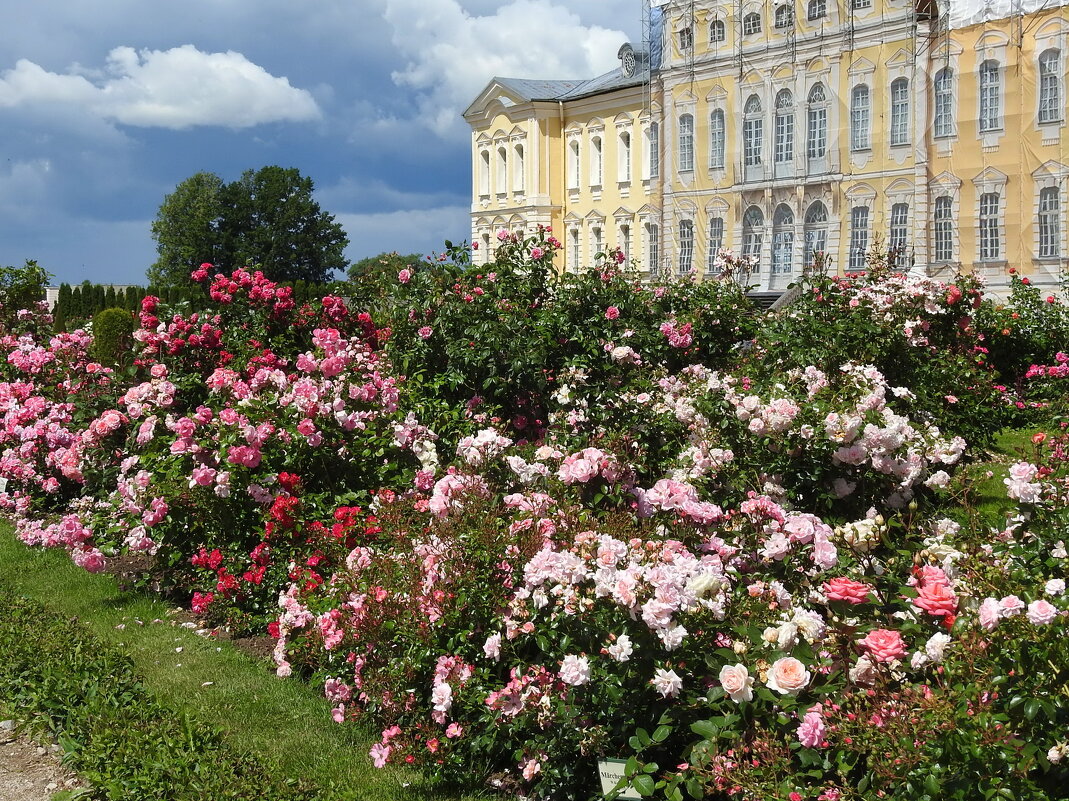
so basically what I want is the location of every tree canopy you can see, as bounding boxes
[347,251,424,282]
[149,166,349,287]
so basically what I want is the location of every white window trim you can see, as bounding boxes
[972,169,1009,264]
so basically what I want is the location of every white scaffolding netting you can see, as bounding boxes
[947,0,1068,28]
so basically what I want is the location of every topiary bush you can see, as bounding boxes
[90,307,137,369]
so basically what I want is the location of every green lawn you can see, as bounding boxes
[0,522,474,801]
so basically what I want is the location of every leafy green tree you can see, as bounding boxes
[219,166,349,284]
[0,259,50,328]
[148,172,225,288]
[347,251,424,282]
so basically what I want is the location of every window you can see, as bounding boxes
[647,223,660,274]
[591,136,603,186]
[568,140,580,189]
[933,68,954,139]
[1039,187,1061,258]
[807,84,827,159]
[772,205,794,274]
[808,0,826,20]
[743,206,764,272]
[678,220,694,275]
[979,191,1000,260]
[851,85,870,150]
[774,4,794,29]
[979,59,1001,132]
[774,90,794,164]
[889,203,909,265]
[890,78,909,146]
[570,229,581,268]
[934,196,954,261]
[514,144,525,192]
[1039,49,1062,124]
[592,226,603,262]
[619,131,632,183]
[744,12,762,35]
[804,201,828,262]
[678,114,694,172]
[710,110,726,169]
[849,206,869,270]
[620,224,632,262]
[852,0,871,8]
[479,149,490,195]
[649,123,660,179]
[744,94,763,167]
[496,147,508,194]
[708,217,725,269]
[710,19,726,42]
[679,25,693,51]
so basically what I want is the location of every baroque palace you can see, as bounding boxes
[464,0,1069,292]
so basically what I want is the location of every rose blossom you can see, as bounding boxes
[718,663,754,703]
[605,306,620,320]
[651,668,683,698]
[766,657,811,696]
[858,628,906,663]
[1027,599,1058,625]
[559,654,591,686]
[1045,579,1066,596]
[797,705,825,748]
[978,597,1001,630]
[999,595,1026,617]
[913,581,958,618]
[823,577,873,605]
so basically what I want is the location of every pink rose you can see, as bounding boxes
[766,657,811,696]
[719,663,754,703]
[398,269,412,284]
[858,628,906,663]
[559,654,591,686]
[913,581,958,618]
[999,595,1026,617]
[797,705,825,748]
[1027,599,1058,625]
[823,577,873,605]
[979,597,1001,630]
[605,306,620,320]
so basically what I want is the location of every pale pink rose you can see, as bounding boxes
[521,758,541,780]
[978,597,1001,631]
[1027,599,1058,625]
[651,668,683,698]
[999,595,1026,617]
[858,628,906,663]
[718,663,754,703]
[483,633,501,661]
[398,268,412,284]
[369,742,390,768]
[559,654,591,686]
[797,705,825,748]
[766,657,811,696]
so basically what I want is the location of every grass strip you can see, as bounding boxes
[0,523,461,801]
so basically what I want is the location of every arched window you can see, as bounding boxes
[678,219,694,275]
[1039,187,1061,258]
[743,12,762,35]
[933,68,954,139]
[804,201,828,263]
[772,204,794,274]
[744,94,763,167]
[851,84,870,151]
[710,19,726,43]
[1039,49,1062,124]
[497,146,508,194]
[979,191,1000,260]
[479,149,490,195]
[806,83,827,159]
[679,24,694,51]
[710,109,726,168]
[774,89,794,164]
[678,114,694,172]
[774,4,794,29]
[808,0,826,20]
[513,144,525,192]
[934,196,954,261]
[743,206,764,271]
[979,59,1001,132]
[889,78,909,146]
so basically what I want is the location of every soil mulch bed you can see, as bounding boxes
[0,722,87,800]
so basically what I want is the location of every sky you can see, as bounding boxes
[0,0,640,286]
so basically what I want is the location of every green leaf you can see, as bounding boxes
[690,720,719,739]
[652,724,672,743]
[632,775,656,797]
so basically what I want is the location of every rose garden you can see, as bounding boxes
[1,232,1068,800]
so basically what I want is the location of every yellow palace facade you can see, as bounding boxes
[464,0,1068,293]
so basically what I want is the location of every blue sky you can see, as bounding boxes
[0,0,639,285]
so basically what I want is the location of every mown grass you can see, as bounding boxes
[0,522,474,801]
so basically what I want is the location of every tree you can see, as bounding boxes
[220,166,349,284]
[148,172,225,287]
[148,166,350,287]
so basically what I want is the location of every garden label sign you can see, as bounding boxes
[597,759,641,799]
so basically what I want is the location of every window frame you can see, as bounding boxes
[806,83,827,160]
[851,84,871,151]
[933,67,954,139]
[742,206,764,272]
[710,19,727,43]
[807,0,826,21]
[744,94,764,167]
[849,205,870,271]
[709,109,726,169]
[1038,186,1061,258]
[678,113,695,173]
[803,201,828,263]
[774,89,795,165]
[889,78,910,146]
[771,204,795,275]
[678,219,694,275]
[1038,49,1063,124]
[933,196,954,262]
[708,217,725,270]
[978,59,1001,133]
[978,191,1001,261]
[743,12,762,35]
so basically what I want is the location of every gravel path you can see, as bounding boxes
[0,721,86,800]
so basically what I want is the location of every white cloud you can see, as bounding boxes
[339,204,471,261]
[382,0,627,136]
[0,45,320,129]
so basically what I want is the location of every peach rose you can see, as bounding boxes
[823,577,873,605]
[765,656,811,696]
[718,663,754,703]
